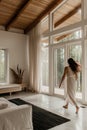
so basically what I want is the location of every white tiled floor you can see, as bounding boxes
[21,94,87,130]
[3,92,87,130]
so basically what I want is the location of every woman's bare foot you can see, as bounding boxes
[63,105,68,109]
[76,106,79,114]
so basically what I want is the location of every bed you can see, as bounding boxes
[0,97,33,130]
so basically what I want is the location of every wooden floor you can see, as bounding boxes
[2,92,87,130]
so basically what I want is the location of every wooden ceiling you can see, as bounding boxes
[0,0,81,34]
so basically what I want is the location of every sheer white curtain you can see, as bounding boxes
[28,23,41,92]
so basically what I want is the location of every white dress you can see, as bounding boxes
[66,66,77,106]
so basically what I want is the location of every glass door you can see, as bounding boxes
[53,43,82,99]
[53,46,66,96]
[68,44,82,99]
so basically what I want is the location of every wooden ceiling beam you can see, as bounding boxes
[5,0,32,30]
[54,4,81,28]
[24,0,63,34]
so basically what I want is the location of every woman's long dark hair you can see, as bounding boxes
[68,58,78,74]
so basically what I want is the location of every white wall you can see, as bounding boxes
[0,30,29,84]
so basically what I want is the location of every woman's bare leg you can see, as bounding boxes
[76,106,79,114]
[69,94,79,114]
[63,102,68,109]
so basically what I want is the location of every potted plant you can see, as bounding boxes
[10,65,24,84]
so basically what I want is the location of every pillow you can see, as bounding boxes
[0,101,8,110]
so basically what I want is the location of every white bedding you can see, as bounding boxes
[0,98,33,130]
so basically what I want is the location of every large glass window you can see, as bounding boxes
[40,0,85,102]
[40,38,49,93]
[0,49,7,83]
[53,30,82,44]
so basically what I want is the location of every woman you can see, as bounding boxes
[59,58,81,114]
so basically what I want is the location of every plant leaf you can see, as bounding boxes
[17,64,20,74]
[10,68,18,78]
[20,69,21,74]
[21,70,24,76]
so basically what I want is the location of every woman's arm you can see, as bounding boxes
[76,62,81,72]
[77,65,81,72]
[59,67,67,88]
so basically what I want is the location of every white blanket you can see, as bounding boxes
[0,105,33,130]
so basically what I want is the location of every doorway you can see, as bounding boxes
[53,42,82,99]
